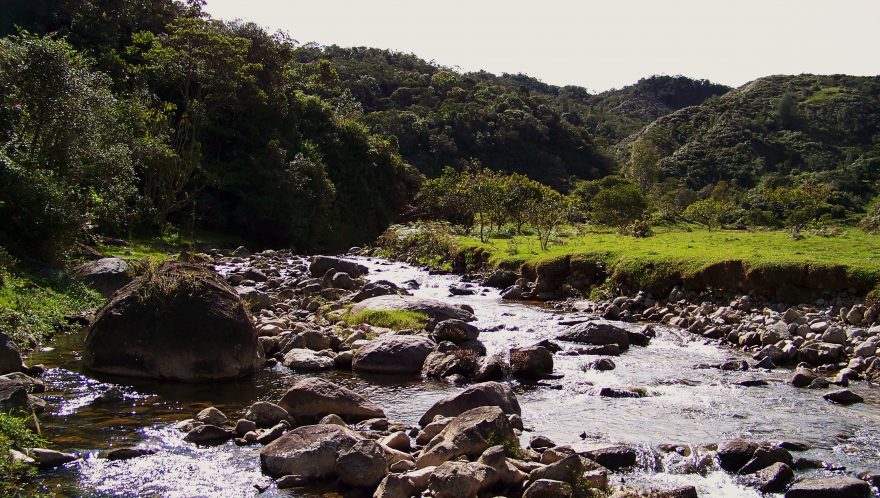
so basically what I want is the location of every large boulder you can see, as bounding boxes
[278,378,385,422]
[83,261,260,381]
[416,406,516,468]
[785,476,871,498]
[259,424,363,479]
[75,257,133,298]
[419,382,521,427]
[433,320,480,343]
[309,256,367,278]
[0,333,23,375]
[352,335,435,375]
[350,295,475,322]
[556,321,630,350]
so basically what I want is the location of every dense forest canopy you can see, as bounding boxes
[1,0,878,262]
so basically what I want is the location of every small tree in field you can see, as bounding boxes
[589,183,647,229]
[501,173,543,234]
[682,198,735,230]
[527,185,572,251]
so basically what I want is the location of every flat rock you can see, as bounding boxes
[278,377,385,422]
[281,349,334,371]
[785,476,871,498]
[556,321,630,350]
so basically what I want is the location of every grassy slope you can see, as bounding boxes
[455,226,880,291]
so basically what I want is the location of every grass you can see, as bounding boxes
[0,265,103,349]
[96,229,245,263]
[456,225,880,277]
[342,309,429,331]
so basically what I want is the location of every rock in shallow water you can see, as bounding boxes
[278,377,385,422]
[418,381,521,427]
[84,261,261,381]
[260,424,363,479]
[352,335,435,375]
[784,476,871,498]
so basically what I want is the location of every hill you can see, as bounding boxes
[619,74,880,204]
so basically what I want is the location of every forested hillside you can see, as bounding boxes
[620,74,880,218]
[1,0,878,262]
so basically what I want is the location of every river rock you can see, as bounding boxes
[529,453,601,483]
[510,345,553,378]
[785,476,871,498]
[418,381,521,426]
[259,424,363,479]
[428,460,497,498]
[30,448,79,468]
[823,389,864,405]
[522,479,573,498]
[374,466,435,498]
[0,333,23,375]
[244,401,291,428]
[335,439,388,488]
[278,377,385,422]
[352,335,435,375]
[196,407,227,426]
[350,295,474,322]
[416,406,516,468]
[84,261,261,381]
[482,270,518,289]
[103,447,156,460]
[738,445,793,474]
[716,438,759,472]
[556,321,630,350]
[236,286,272,311]
[309,256,367,278]
[433,320,479,343]
[281,348,334,371]
[757,462,794,493]
[583,445,637,470]
[183,424,234,445]
[790,367,817,388]
[75,257,133,298]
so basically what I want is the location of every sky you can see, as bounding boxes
[203,0,880,93]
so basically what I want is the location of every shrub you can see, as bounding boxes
[862,197,880,233]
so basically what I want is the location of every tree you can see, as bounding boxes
[500,173,543,233]
[527,186,572,251]
[0,34,138,259]
[682,198,736,230]
[624,134,661,191]
[589,183,648,229]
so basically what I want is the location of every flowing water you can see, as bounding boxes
[26,257,880,497]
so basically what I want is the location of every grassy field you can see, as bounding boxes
[457,226,880,273]
[447,225,880,298]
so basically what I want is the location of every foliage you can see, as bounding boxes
[862,197,880,233]
[589,182,648,229]
[527,185,574,250]
[682,198,736,230]
[342,309,428,331]
[0,258,103,348]
[376,222,459,269]
[0,34,139,261]
[0,412,46,496]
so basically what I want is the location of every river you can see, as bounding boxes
[25,256,880,497]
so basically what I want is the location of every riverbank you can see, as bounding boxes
[377,224,880,304]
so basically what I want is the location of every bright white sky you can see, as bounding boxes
[204,0,880,92]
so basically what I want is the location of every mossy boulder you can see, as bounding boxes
[84,261,261,381]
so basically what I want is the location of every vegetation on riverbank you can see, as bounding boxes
[0,413,46,496]
[0,251,102,349]
[378,223,880,301]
